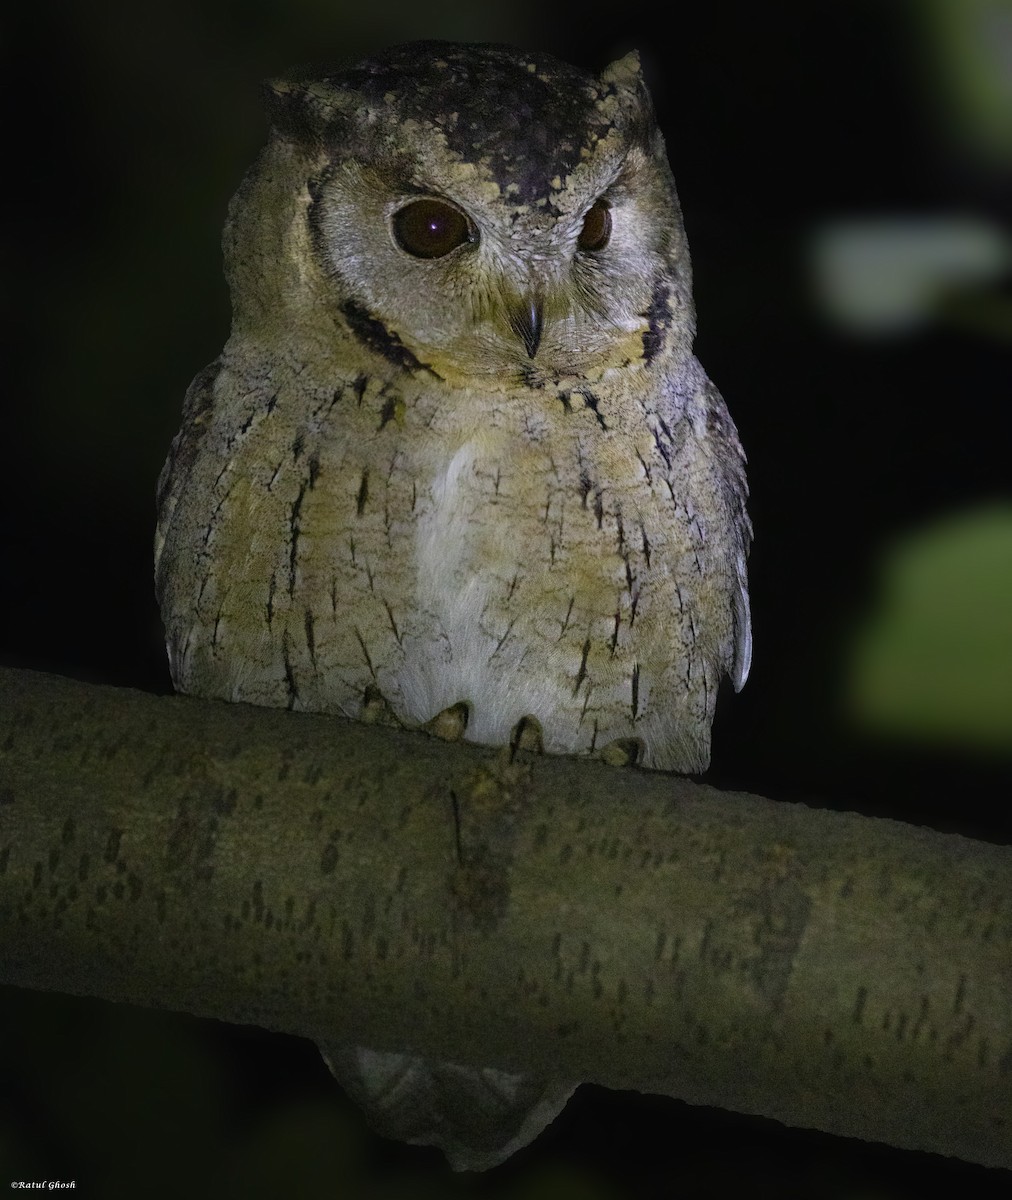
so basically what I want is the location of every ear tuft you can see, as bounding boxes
[263,76,331,144]
[599,50,644,91]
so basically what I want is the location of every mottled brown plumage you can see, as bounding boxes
[155,40,751,1169]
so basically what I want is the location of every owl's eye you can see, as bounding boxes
[393,198,473,259]
[578,200,612,252]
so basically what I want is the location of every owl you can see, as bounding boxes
[155,41,751,1170]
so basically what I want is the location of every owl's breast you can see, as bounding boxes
[161,363,737,772]
[370,392,728,769]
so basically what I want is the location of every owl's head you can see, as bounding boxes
[227,42,696,387]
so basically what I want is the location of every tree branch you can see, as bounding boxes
[0,666,1008,1169]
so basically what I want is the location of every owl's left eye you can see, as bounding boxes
[392,199,473,259]
[578,200,612,252]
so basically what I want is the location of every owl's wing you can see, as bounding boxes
[730,551,752,692]
[153,358,221,581]
[698,372,753,694]
[320,1042,577,1171]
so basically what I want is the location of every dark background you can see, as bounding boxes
[4,1,1010,1195]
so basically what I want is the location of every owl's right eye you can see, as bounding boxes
[578,199,612,252]
[392,199,473,259]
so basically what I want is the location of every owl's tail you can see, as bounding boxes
[319,1042,577,1171]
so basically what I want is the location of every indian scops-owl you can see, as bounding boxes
[155,41,751,1170]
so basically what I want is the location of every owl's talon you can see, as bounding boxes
[597,737,644,768]
[509,715,544,758]
[360,685,403,728]
[423,701,470,742]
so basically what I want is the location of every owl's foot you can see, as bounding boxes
[509,715,544,758]
[423,701,471,742]
[597,737,644,767]
[360,685,404,728]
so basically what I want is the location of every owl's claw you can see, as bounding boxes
[360,685,403,728]
[597,737,644,767]
[509,715,544,758]
[423,701,471,742]
[362,690,640,768]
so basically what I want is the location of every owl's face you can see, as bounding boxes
[238,43,695,388]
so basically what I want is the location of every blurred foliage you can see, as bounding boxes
[847,506,1012,755]
[810,217,1010,336]
[913,0,1012,171]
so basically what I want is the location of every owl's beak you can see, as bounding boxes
[508,296,544,358]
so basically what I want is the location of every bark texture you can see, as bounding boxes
[0,666,1008,1169]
